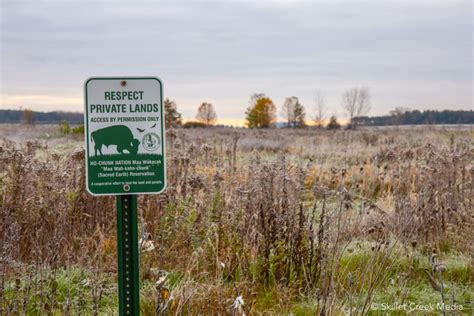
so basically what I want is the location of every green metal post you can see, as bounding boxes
[117,195,140,315]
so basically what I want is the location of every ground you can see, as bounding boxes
[0,124,472,315]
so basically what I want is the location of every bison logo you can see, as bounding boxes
[91,125,140,156]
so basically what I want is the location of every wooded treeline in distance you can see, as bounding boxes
[0,108,472,127]
[354,109,474,126]
[0,109,84,124]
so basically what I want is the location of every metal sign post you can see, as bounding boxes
[117,195,140,315]
[84,77,166,315]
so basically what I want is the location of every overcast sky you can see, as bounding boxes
[1,0,472,124]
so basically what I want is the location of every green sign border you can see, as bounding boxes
[84,76,166,196]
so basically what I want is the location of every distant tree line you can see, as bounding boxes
[2,103,472,129]
[0,110,83,124]
[353,109,474,126]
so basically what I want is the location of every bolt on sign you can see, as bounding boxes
[84,77,166,195]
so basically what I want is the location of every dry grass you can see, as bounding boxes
[0,125,472,315]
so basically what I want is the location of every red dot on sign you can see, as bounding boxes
[121,80,127,87]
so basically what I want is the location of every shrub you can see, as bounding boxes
[72,124,84,136]
[59,120,71,135]
[182,121,208,128]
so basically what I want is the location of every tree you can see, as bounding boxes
[341,86,371,128]
[196,102,217,126]
[245,93,276,128]
[389,107,410,125]
[22,109,35,125]
[282,96,306,128]
[282,97,296,127]
[164,98,182,128]
[293,99,306,128]
[326,115,341,130]
[312,91,326,128]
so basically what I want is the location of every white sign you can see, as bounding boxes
[84,77,166,195]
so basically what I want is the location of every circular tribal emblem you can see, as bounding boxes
[142,132,160,152]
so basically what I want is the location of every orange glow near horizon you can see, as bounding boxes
[184,118,349,127]
[183,118,247,127]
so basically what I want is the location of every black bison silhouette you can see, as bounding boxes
[91,125,140,156]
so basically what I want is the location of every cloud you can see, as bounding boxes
[1,1,472,119]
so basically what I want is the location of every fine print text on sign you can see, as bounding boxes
[84,77,166,195]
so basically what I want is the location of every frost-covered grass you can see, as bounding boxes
[1,124,472,314]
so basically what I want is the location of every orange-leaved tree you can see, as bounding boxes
[245,93,276,128]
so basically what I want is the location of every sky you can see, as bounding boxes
[1,0,472,125]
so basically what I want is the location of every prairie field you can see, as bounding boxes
[0,124,473,315]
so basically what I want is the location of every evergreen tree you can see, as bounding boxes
[326,115,341,130]
[164,98,182,128]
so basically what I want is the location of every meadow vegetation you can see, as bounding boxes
[0,124,472,315]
